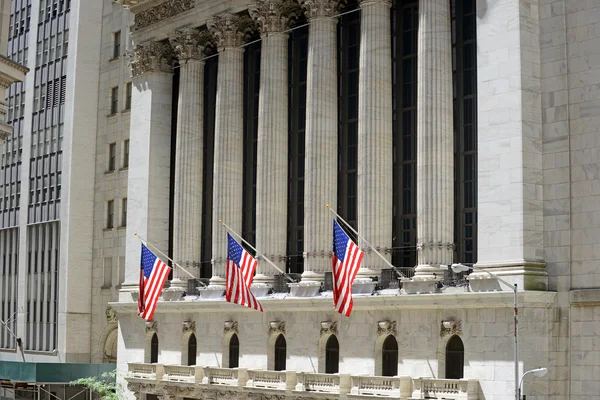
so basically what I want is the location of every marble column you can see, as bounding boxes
[122,42,174,300]
[356,0,393,280]
[168,28,207,290]
[207,13,253,288]
[300,0,342,283]
[249,0,299,285]
[413,0,454,281]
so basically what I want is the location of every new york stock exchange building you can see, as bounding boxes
[110,0,599,399]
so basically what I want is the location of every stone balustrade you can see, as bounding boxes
[350,375,413,398]
[246,369,296,390]
[163,365,203,383]
[203,366,248,387]
[410,378,478,400]
[295,372,351,394]
[128,363,164,380]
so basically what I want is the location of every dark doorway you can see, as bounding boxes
[274,334,287,371]
[187,333,197,366]
[229,334,240,368]
[445,335,464,379]
[325,335,340,374]
[382,335,399,376]
[150,333,158,364]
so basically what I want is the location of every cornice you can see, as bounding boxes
[0,55,29,75]
[130,0,195,31]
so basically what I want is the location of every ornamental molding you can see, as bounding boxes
[106,305,118,325]
[440,320,462,337]
[169,28,213,62]
[145,320,158,334]
[134,0,195,31]
[299,0,345,19]
[377,320,397,337]
[163,385,195,398]
[320,320,338,336]
[249,0,301,34]
[207,13,255,51]
[127,41,174,77]
[268,321,286,336]
[182,320,196,334]
[224,320,239,335]
[127,382,141,400]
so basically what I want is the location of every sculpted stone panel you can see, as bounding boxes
[134,0,195,30]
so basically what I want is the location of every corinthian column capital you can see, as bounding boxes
[127,41,174,77]
[207,13,255,51]
[169,28,212,62]
[299,0,345,19]
[249,0,301,34]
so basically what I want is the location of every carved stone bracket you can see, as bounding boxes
[127,41,175,77]
[134,0,195,31]
[163,385,194,399]
[183,320,196,334]
[224,320,239,335]
[249,0,301,34]
[377,320,397,337]
[106,305,118,325]
[320,320,338,336]
[207,13,256,51]
[268,321,286,336]
[440,320,462,337]
[169,28,213,62]
[127,382,141,400]
[299,0,345,19]
[145,320,158,334]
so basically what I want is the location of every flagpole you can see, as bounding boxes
[134,233,206,287]
[219,220,296,283]
[326,205,407,279]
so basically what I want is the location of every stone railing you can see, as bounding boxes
[246,370,297,390]
[411,378,478,400]
[350,375,412,398]
[204,367,248,387]
[163,365,203,383]
[128,363,164,380]
[295,373,351,394]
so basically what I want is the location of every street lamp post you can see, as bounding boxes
[518,367,548,400]
[447,264,519,400]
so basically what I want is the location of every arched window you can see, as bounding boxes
[382,335,398,377]
[187,334,197,366]
[150,333,159,364]
[229,334,239,368]
[274,334,287,371]
[325,335,339,374]
[445,335,464,379]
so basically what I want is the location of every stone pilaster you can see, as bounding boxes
[122,42,174,300]
[413,0,454,282]
[207,14,253,288]
[299,0,343,283]
[356,0,393,280]
[168,28,209,290]
[249,0,300,285]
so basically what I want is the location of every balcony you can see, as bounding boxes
[126,364,479,399]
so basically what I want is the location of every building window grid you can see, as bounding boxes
[0,228,19,350]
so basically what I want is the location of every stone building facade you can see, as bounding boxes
[82,0,600,399]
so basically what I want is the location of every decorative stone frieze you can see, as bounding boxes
[268,321,286,336]
[224,320,239,335]
[207,13,255,51]
[127,382,141,400]
[320,321,338,336]
[377,320,396,337]
[163,385,195,399]
[106,305,118,325]
[299,0,344,19]
[182,320,196,334]
[127,41,174,77]
[249,0,301,34]
[134,0,195,31]
[145,320,158,334]
[169,28,212,62]
[440,320,462,337]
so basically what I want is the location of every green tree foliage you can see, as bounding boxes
[70,370,119,400]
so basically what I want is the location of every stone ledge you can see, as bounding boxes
[570,289,600,306]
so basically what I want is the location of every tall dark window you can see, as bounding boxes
[287,23,308,274]
[187,334,197,366]
[150,333,159,364]
[113,30,121,59]
[274,334,287,371]
[382,335,398,377]
[201,56,218,278]
[337,3,360,233]
[445,335,464,379]
[391,0,418,268]
[125,82,132,111]
[242,41,260,249]
[452,0,478,264]
[110,86,118,115]
[229,334,240,368]
[325,335,339,374]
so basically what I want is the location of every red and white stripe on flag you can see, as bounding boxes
[226,233,263,312]
[138,244,172,321]
[332,220,364,317]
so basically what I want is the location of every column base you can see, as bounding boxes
[301,270,325,283]
[400,276,442,294]
[199,276,226,299]
[161,287,184,301]
[413,264,445,281]
[469,261,547,291]
[119,282,139,302]
[169,277,188,291]
[251,274,273,298]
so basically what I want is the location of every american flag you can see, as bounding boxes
[138,244,172,321]
[332,220,364,317]
[226,233,263,312]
